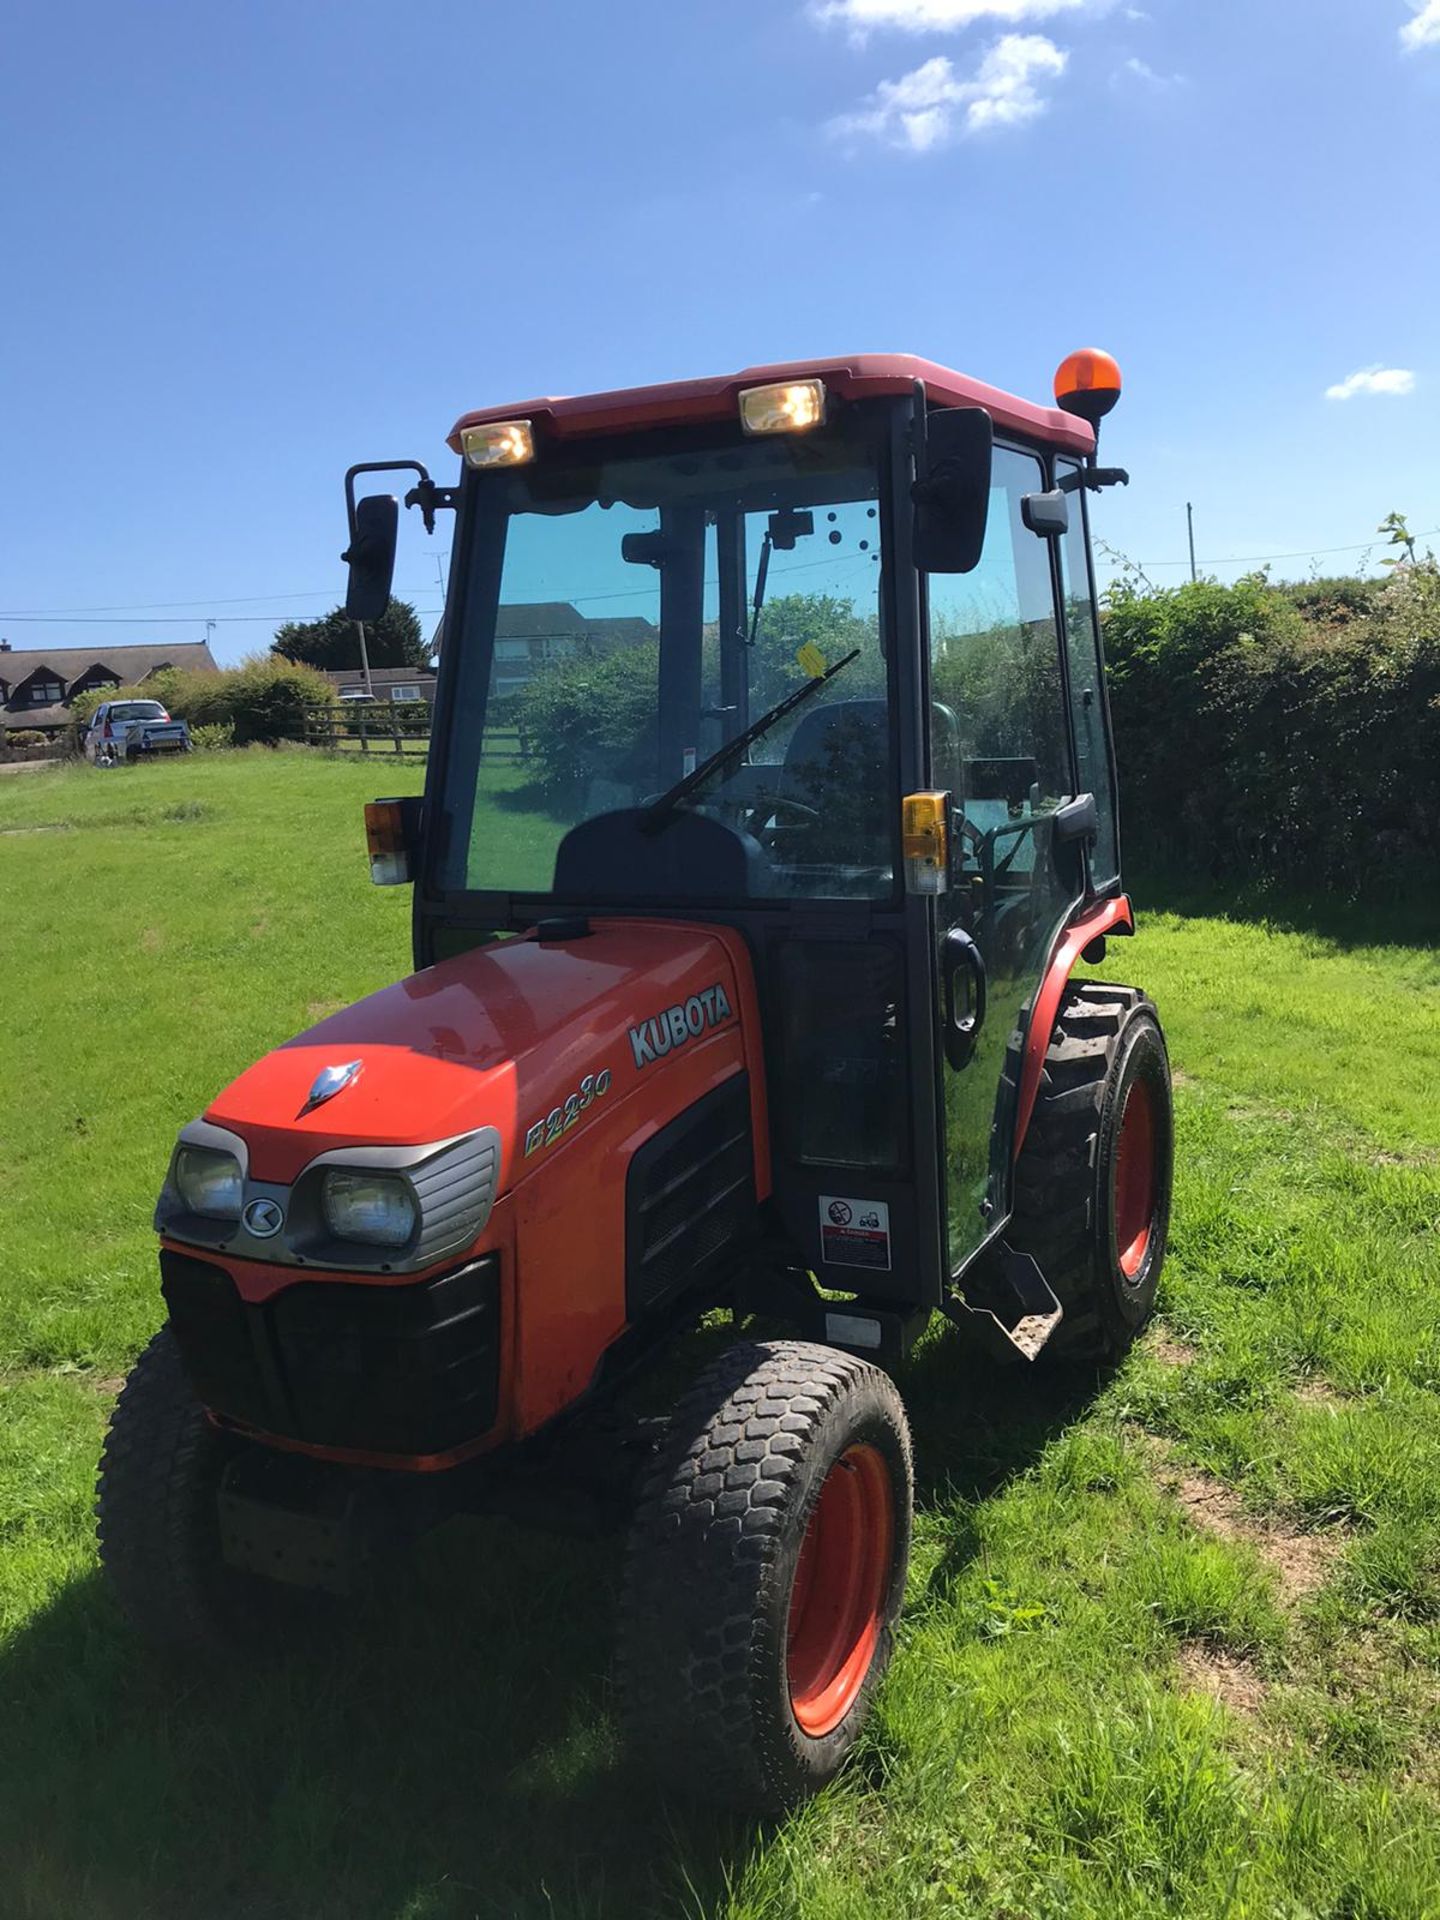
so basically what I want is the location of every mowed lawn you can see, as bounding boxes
[2,749,1439,1920]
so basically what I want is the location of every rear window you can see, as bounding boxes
[111,701,166,721]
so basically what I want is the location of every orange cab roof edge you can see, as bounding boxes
[446,353,1096,458]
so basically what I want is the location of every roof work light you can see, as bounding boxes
[738,379,827,437]
[460,419,536,469]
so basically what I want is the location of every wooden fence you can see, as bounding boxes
[302,701,431,758]
[300,704,524,763]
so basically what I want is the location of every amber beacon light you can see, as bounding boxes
[1054,349,1123,428]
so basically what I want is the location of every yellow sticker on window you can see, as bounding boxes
[795,642,827,679]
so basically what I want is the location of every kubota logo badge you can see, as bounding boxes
[629,982,733,1068]
[243,1197,285,1239]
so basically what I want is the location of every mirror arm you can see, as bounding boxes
[344,460,461,540]
[344,461,429,542]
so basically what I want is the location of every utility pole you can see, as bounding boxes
[354,620,374,698]
[1186,503,1198,583]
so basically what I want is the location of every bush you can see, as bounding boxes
[189,721,236,751]
[1103,565,1440,893]
[515,642,660,804]
[3,729,50,749]
[67,687,111,727]
[195,657,331,745]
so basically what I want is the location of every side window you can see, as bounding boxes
[927,444,1072,820]
[1056,462,1120,888]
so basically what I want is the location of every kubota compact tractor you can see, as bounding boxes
[98,349,1173,1811]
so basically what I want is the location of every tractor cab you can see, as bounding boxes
[99,349,1173,1816]
[358,352,1143,1348]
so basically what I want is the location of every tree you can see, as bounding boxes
[271,598,431,671]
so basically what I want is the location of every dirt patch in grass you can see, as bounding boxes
[1177,1642,1268,1714]
[1166,1466,1343,1602]
[1293,1378,1345,1410]
[1147,1330,1199,1367]
[305,999,347,1023]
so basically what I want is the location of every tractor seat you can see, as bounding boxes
[774,698,891,868]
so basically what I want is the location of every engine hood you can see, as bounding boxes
[205,919,748,1188]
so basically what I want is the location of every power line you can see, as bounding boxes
[0,573,449,616]
[1137,528,1440,568]
[0,608,444,626]
[0,549,861,627]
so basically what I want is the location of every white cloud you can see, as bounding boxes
[829,34,1067,149]
[1325,365,1417,401]
[1113,54,1184,86]
[813,0,1082,33]
[1401,1,1440,51]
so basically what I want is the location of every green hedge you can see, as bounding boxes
[1103,565,1440,893]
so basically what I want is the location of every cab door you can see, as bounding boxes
[925,446,1084,1278]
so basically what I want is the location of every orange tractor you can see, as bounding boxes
[98,349,1172,1810]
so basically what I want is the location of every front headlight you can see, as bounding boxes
[321,1169,417,1247]
[174,1145,243,1220]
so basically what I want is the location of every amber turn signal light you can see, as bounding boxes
[902,791,950,896]
[1054,348,1123,427]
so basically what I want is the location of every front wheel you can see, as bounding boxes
[617,1340,912,1813]
[96,1327,326,1655]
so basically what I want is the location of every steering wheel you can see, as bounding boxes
[752,795,821,850]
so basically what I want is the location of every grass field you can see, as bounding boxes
[2,750,1439,1920]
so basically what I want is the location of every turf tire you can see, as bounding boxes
[617,1340,912,1814]
[96,1326,321,1655]
[1009,982,1174,1359]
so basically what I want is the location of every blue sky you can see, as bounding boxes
[2,0,1437,665]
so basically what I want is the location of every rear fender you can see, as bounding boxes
[1011,895,1134,1162]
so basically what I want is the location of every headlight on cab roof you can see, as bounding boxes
[321,1169,417,1248]
[174,1145,243,1220]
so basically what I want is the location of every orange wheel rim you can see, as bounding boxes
[1113,1076,1158,1280]
[786,1443,893,1739]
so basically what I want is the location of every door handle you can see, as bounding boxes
[941,927,987,1070]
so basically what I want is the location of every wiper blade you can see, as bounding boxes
[641,649,861,834]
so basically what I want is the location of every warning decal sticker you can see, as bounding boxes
[818,1195,892,1272]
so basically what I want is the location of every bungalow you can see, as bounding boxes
[0,640,220,737]
[322,665,439,704]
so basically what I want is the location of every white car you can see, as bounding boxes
[83,699,192,766]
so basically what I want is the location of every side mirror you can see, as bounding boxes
[343,494,399,623]
[913,407,992,574]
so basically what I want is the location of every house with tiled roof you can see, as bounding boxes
[0,641,220,736]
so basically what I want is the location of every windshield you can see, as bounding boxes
[436,411,895,904]
[111,702,166,721]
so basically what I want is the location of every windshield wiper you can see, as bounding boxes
[641,649,861,834]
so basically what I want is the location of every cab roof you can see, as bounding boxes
[447,353,1095,458]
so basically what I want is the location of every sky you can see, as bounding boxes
[2,0,1438,667]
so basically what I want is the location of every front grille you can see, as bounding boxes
[160,1250,500,1455]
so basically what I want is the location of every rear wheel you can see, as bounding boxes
[1009,983,1174,1358]
[617,1340,912,1813]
